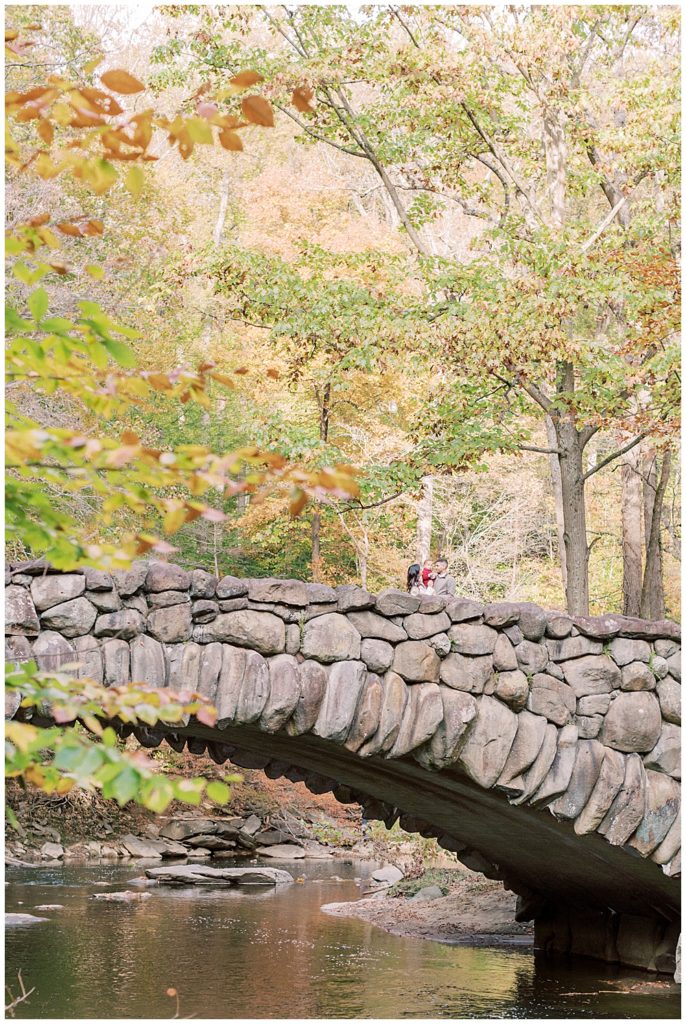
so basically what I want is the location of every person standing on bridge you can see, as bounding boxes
[407,563,423,595]
[432,558,456,597]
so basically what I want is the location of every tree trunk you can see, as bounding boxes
[621,443,643,616]
[545,414,568,595]
[311,511,322,582]
[311,382,331,582]
[416,476,433,564]
[641,450,670,620]
[213,169,231,247]
[542,109,567,228]
[557,429,590,616]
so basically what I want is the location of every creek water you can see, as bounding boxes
[5,861,680,1019]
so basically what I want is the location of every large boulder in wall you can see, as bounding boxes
[40,597,97,638]
[300,613,361,663]
[5,586,40,636]
[627,771,680,857]
[414,687,477,770]
[130,634,166,688]
[456,695,518,788]
[391,641,440,683]
[209,610,285,655]
[389,682,443,758]
[600,691,662,753]
[344,673,383,753]
[286,661,329,736]
[312,661,367,743]
[32,631,74,672]
[357,671,409,757]
[147,603,192,644]
[30,574,85,611]
[145,562,190,592]
[260,654,301,733]
[495,710,549,796]
[248,578,308,607]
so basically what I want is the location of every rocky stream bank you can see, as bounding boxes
[5,768,530,947]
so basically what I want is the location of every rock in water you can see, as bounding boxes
[120,834,163,859]
[91,891,151,902]
[145,865,293,886]
[255,844,306,859]
[6,913,48,924]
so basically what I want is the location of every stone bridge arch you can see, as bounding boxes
[5,560,681,971]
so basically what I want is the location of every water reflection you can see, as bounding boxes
[5,862,680,1019]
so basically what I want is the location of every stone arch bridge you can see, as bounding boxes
[5,560,681,972]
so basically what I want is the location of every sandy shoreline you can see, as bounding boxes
[321,873,534,947]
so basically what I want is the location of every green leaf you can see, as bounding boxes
[5,305,33,333]
[101,727,118,748]
[141,777,174,813]
[28,288,49,321]
[39,316,74,334]
[108,766,141,806]
[206,780,231,805]
[13,262,34,285]
[101,337,137,368]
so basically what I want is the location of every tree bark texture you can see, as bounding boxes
[621,443,643,616]
[556,421,590,616]
[545,414,568,594]
[641,450,670,620]
[311,382,332,582]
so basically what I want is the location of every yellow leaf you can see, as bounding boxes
[125,164,144,197]
[185,116,213,145]
[36,226,60,249]
[241,95,274,128]
[100,69,145,95]
[85,264,105,280]
[163,506,187,534]
[83,55,104,74]
[25,764,46,787]
[6,721,38,752]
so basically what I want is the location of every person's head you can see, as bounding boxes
[423,559,432,569]
[407,563,421,591]
[435,558,449,575]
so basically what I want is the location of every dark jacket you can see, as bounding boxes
[433,573,456,597]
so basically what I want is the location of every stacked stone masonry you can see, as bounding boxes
[5,561,681,885]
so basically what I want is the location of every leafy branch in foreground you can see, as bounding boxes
[5,662,238,819]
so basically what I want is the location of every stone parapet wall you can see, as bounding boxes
[5,560,681,882]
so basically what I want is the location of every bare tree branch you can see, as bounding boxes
[583,434,646,482]
[339,490,404,513]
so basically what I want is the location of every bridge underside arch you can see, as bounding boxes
[7,564,681,972]
[132,718,679,929]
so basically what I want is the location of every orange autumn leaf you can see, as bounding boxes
[219,129,243,151]
[241,95,274,128]
[292,86,315,113]
[100,69,145,95]
[230,70,263,89]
